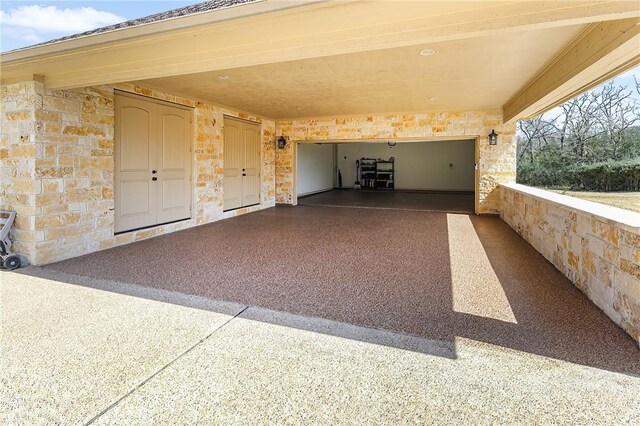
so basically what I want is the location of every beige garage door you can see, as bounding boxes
[114,92,192,233]
[224,117,261,211]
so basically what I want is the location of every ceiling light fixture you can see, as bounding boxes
[428,97,438,101]
[217,75,230,80]
[420,49,436,56]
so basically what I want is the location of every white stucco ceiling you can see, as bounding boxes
[134,24,585,119]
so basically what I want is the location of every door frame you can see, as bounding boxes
[222,114,263,211]
[291,136,480,214]
[113,89,195,233]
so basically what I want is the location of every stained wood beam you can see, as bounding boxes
[503,18,640,123]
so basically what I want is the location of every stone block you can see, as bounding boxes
[588,237,605,258]
[41,179,63,193]
[9,145,36,158]
[63,125,105,137]
[614,269,640,302]
[35,193,66,207]
[591,219,619,245]
[621,259,640,281]
[44,96,79,113]
[35,167,73,178]
[5,110,31,121]
[35,110,61,122]
[621,229,640,249]
[35,213,81,230]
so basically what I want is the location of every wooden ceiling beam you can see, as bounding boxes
[2,1,639,90]
[503,18,640,123]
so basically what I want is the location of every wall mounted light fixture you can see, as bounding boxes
[388,141,397,147]
[488,129,498,145]
[277,136,288,149]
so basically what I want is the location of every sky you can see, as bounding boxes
[0,1,195,52]
[0,1,638,105]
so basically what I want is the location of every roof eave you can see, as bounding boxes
[1,0,325,65]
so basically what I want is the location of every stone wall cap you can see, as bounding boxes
[500,183,640,230]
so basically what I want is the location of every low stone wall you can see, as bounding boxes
[499,183,640,344]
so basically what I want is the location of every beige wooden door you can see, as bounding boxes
[241,122,261,206]
[115,95,158,232]
[223,119,243,210]
[224,117,261,210]
[157,104,192,224]
[115,93,192,233]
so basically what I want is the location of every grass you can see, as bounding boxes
[549,190,640,213]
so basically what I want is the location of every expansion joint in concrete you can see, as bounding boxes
[84,305,249,425]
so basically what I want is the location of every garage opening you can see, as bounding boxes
[296,139,476,213]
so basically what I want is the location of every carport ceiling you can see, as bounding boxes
[134,24,585,119]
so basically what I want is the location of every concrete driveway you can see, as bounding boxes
[2,206,639,424]
[3,269,640,424]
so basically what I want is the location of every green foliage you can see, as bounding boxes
[517,78,640,191]
[571,159,640,191]
[517,158,640,191]
[516,144,572,188]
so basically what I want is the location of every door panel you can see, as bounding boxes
[224,119,243,211]
[120,107,152,171]
[242,124,261,206]
[120,181,153,216]
[161,113,186,170]
[115,95,158,233]
[161,179,187,210]
[157,105,191,223]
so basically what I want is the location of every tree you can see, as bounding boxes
[516,72,640,190]
[595,81,638,160]
[517,114,557,163]
[562,91,602,161]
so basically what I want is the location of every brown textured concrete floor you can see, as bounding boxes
[44,205,639,374]
[299,189,475,212]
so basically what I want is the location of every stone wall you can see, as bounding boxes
[0,80,113,263]
[1,80,276,265]
[1,80,43,261]
[275,110,515,213]
[499,183,640,344]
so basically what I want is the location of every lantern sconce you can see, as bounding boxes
[488,129,498,145]
[277,136,288,149]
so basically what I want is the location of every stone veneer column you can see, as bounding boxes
[33,86,115,265]
[1,79,115,265]
[0,80,41,261]
[274,111,515,212]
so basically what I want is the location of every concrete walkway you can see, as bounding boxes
[2,268,639,424]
